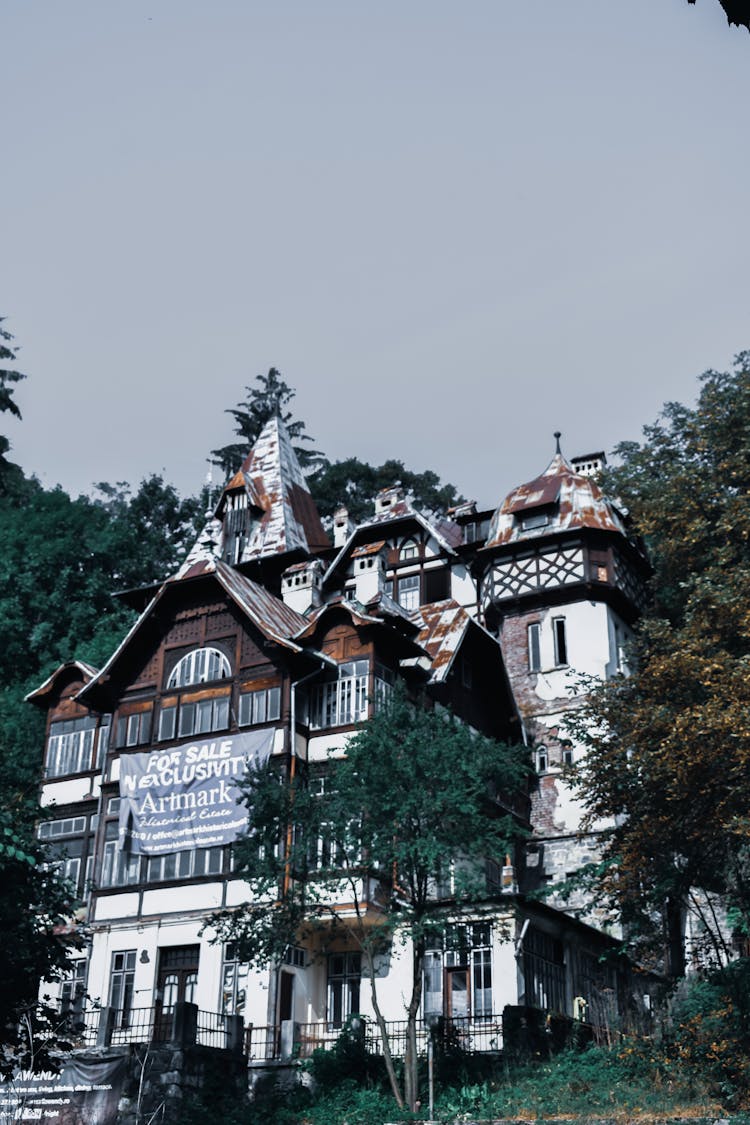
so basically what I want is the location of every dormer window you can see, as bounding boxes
[519,510,550,532]
[167,647,231,689]
[400,539,418,561]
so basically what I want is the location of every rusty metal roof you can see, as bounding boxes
[414,599,471,683]
[485,451,627,548]
[79,560,308,700]
[324,501,461,584]
[181,417,330,572]
[213,562,308,648]
[26,660,99,705]
[351,540,387,558]
[414,599,507,684]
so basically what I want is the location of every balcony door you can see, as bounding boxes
[154,945,200,1041]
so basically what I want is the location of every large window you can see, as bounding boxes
[397,574,420,611]
[239,686,281,726]
[423,923,493,1021]
[115,707,152,749]
[46,716,98,777]
[327,953,361,1029]
[60,959,86,1024]
[167,647,231,689]
[309,661,368,729]
[157,694,230,741]
[146,847,222,882]
[100,834,140,888]
[39,816,87,840]
[221,945,250,1016]
[109,950,136,1028]
[308,661,393,731]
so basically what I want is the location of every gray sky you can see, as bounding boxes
[3,1,749,511]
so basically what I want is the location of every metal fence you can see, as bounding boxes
[245,1014,505,1062]
[70,1003,243,1051]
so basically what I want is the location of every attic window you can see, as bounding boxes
[519,510,550,532]
[167,647,231,689]
[400,540,418,561]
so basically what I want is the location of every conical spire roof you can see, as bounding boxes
[178,416,329,577]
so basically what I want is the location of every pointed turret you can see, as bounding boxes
[484,439,626,551]
[179,416,330,578]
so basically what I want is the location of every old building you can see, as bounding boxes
[28,417,650,1065]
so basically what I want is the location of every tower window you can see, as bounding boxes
[397,574,420,611]
[553,618,568,666]
[520,511,549,531]
[536,745,548,773]
[528,623,541,672]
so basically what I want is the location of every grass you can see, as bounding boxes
[242,1044,724,1124]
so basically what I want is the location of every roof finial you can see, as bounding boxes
[554,431,562,455]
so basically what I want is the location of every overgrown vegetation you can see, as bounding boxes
[571,353,750,976]
[231,1030,721,1124]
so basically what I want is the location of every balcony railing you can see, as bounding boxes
[246,1014,504,1061]
[69,1003,244,1052]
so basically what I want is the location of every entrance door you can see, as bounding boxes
[445,967,470,1019]
[154,945,200,1041]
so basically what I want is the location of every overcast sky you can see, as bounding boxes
[3,1,748,511]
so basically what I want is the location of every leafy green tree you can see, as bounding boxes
[310,456,465,524]
[212,689,528,1111]
[0,810,80,1079]
[211,368,324,478]
[573,352,750,975]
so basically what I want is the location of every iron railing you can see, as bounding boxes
[70,1004,242,1051]
[245,1014,505,1061]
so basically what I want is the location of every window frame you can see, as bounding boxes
[553,617,568,667]
[166,647,232,690]
[527,622,541,672]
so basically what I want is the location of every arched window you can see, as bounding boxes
[167,647,231,689]
[400,539,418,561]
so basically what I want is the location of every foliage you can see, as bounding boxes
[211,367,324,478]
[0,316,27,490]
[0,317,25,422]
[0,809,81,1079]
[203,1041,716,1124]
[0,459,202,1048]
[310,455,464,524]
[664,959,750,1106]
[687,0,750,32]
[307,1017,386,1090]
[572,353,750,973]
[212,688,528,1111]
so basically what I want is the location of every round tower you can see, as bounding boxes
[479,438,649,898]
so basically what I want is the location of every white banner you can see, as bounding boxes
[118,729,274,854]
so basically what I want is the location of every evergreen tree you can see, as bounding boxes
[210,368,324,478]
[0,316,28,492]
